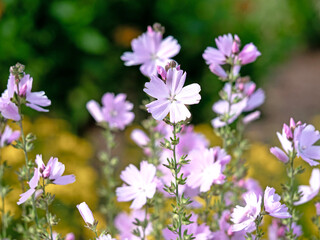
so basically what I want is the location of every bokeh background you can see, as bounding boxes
[1,0,320,239]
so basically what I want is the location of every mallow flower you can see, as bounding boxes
[116,161,157,209]
[264,186,291,218]
[17,155,75,205]
[0,125,20,147]
[87,92,134,130]
[0,72,51,121]
[121,23,181,77]
[185,147,230,192]
[77,202,95,225]
[231,192,261,233]
[294,168,320,205]
[294,124,320,166]
[143,64,201,123]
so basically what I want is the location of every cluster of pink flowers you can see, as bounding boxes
[231,187,290,234]
[203,33,261,79]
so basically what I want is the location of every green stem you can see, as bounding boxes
[142,204,148,240]
[172,123,182,240]
[287,154,295,238]
[43,179,53,240]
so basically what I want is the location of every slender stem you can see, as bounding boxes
[0,149,7,239]
[43,179,53,240]
[288,155,295,238]
[172,123,182,240]
[141,204,148,240]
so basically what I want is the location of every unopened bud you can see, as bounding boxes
[246,83,256,96]
[165,61,177,71]
[157,66,167,80]
[283,124,293,140]
[152,23,165,34]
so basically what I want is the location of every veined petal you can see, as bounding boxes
[17,188,35,205]
[53,175,76,185]
[146,99,170,121]
[176,84,201,105]
[143,76,170,99]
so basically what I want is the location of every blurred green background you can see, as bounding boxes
[1,0,320,131]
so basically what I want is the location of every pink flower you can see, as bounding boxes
[0,72,51,120]
[0,126,20,147]
[121,25,180,77]
[185,148,229,192]
[294,168,320,205]
[231,192,261,233]
[115,210,152,240]
[268,219,302,240]
[77,202,95,225]
[17,155,75,205]
[163,213,212,239]
[294,124,320,166]
[238,43,261,65]
[116,161,157,209]
[35,155,75,185]
[203,34,234,66]
[270,147,289,163]
[144,67,201,123]
[264,186,291,218]
[65,233,75,240]
[87,93,134,130]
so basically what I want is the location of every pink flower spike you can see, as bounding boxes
[77,202,95,225]
[116,161,157,209]
[238,43,261,65]
[86,100,104,123]
[144,67,201,123]
[264,186,291,219]
[270,147,289,163]
[294,168,320,205]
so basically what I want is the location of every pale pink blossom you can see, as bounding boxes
[268,219,302,240]
[238,43,261,65]
[121,25,180,77]
[294,124,320,166]
[185,148,229,192]
[231,192,261,233]
[87,93,134,130]
[144,67,201,123]
[0,125,20,147]
[264,186,291,218]
[270,147,289,163]
[294,168,320,205]
[17,155,75,205]
[115,210,152,240]
[116,161,157,209]
[77,202,95,225]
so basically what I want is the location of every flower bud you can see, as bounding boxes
[77,202,95,225]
